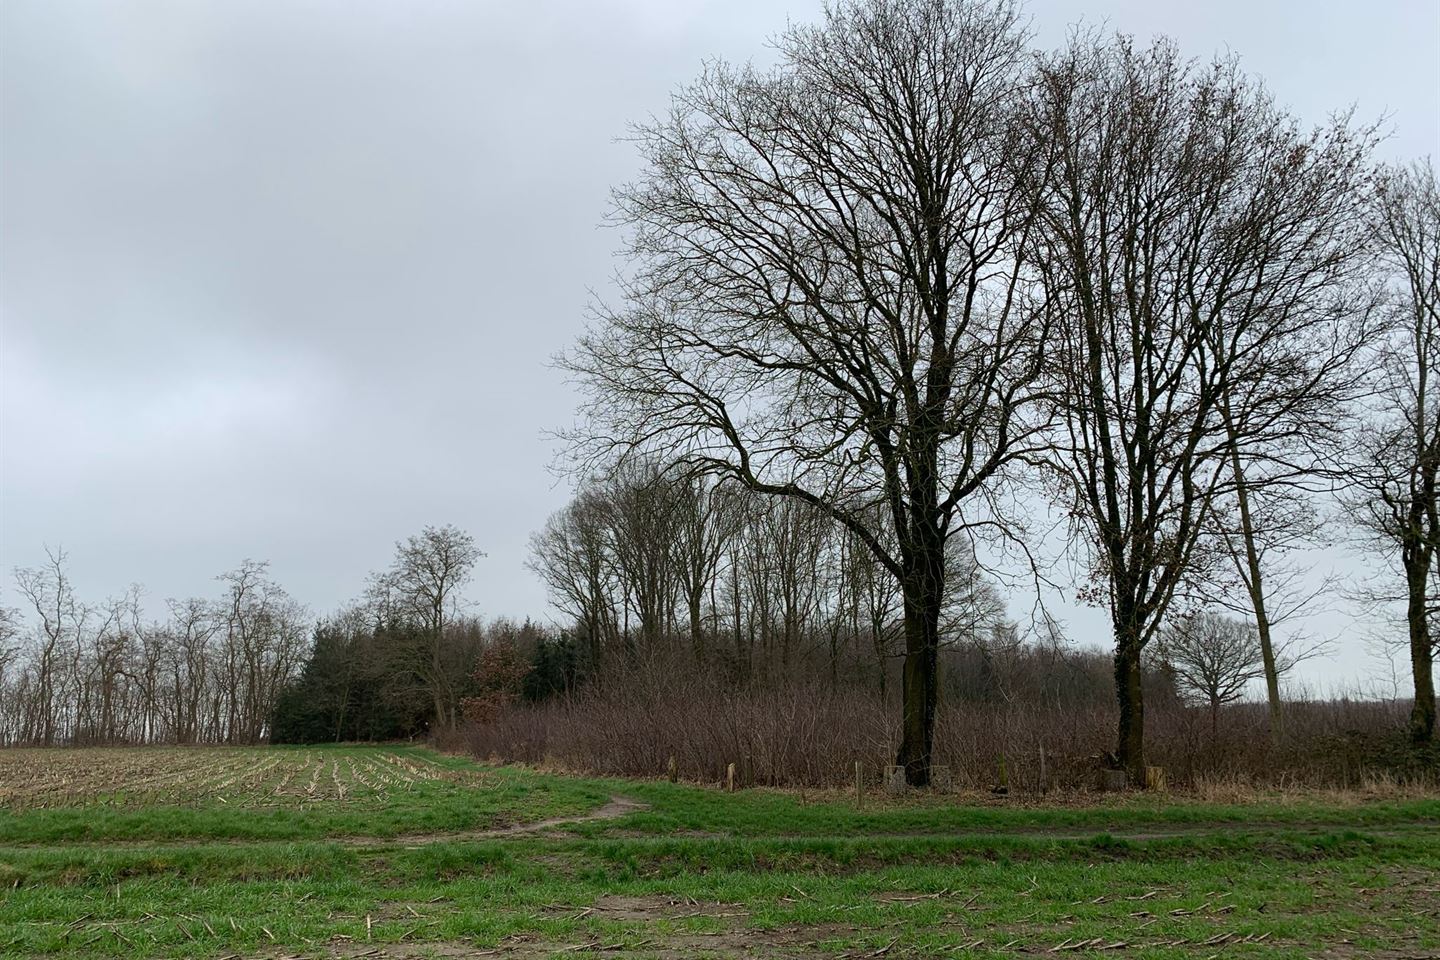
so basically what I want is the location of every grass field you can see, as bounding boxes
[1,745,1437,959]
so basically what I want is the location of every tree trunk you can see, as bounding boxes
[689,594,704,661]
[433,691,448,733]
[584,614,600,673]
[895,544,944,787]
[1226,446,1284,743]
[1113,619,1145,786]
[1405,550,1437,744]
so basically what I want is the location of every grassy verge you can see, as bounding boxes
[1,744,1436,959]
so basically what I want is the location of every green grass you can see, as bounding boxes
[1,744,1437,959]
[561,776,1440,838]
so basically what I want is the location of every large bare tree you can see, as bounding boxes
[1347,161,1440,745]
[1027,36,1375,782]
[563,0,1049,785]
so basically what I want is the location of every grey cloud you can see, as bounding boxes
[2,0,1436,688]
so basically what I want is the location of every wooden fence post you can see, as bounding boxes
[854,761,863,808]
[726,762,736,793]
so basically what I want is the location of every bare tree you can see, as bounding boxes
[670,473,740,659]
[562,0,1049,785]
[1347,161,1440,745]
[372,525,484,732]
[217,561,307,743]
[835,516,903,692]
[529,488,622,668]
[13,548,83,746]
[4,551,305,746]
[0,602,21,743]
[1205,494,1334,720]
[598,464,684,653]
[1028,36,1376,782]
[159,596,220,743]
[939,537,1008,651]
[1154,611,1264,736]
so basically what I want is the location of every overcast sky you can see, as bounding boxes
[3,0,1437,690]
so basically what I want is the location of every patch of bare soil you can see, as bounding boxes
[580,894,750,922]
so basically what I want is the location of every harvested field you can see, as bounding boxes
[0,746,480,810]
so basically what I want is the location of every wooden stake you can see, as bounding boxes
[667,755,678,783]
[854,761,863,808]
[726,762,735,793]
[1039,745,1047,795]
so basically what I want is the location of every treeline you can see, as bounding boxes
[0,553,305,747]
[530,462,1020,692]
[0,525,495,747]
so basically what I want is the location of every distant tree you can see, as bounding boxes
[13,548,84,746]
[5,551,307,746]
[523,631,585,702]
[670,474,740,659]
[0,602,22,743]
[270,610,441,744]
[460,640,530,726]
[833,513,903,693]
[157,597,220,744]
[940,539,1009,651]
[597,464,684,654]
[1155,612,1266,736]
[528,487,621,669]
[370,525,483,732]
[0,603,18,682]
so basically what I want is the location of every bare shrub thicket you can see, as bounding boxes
[459,646,1425,789]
